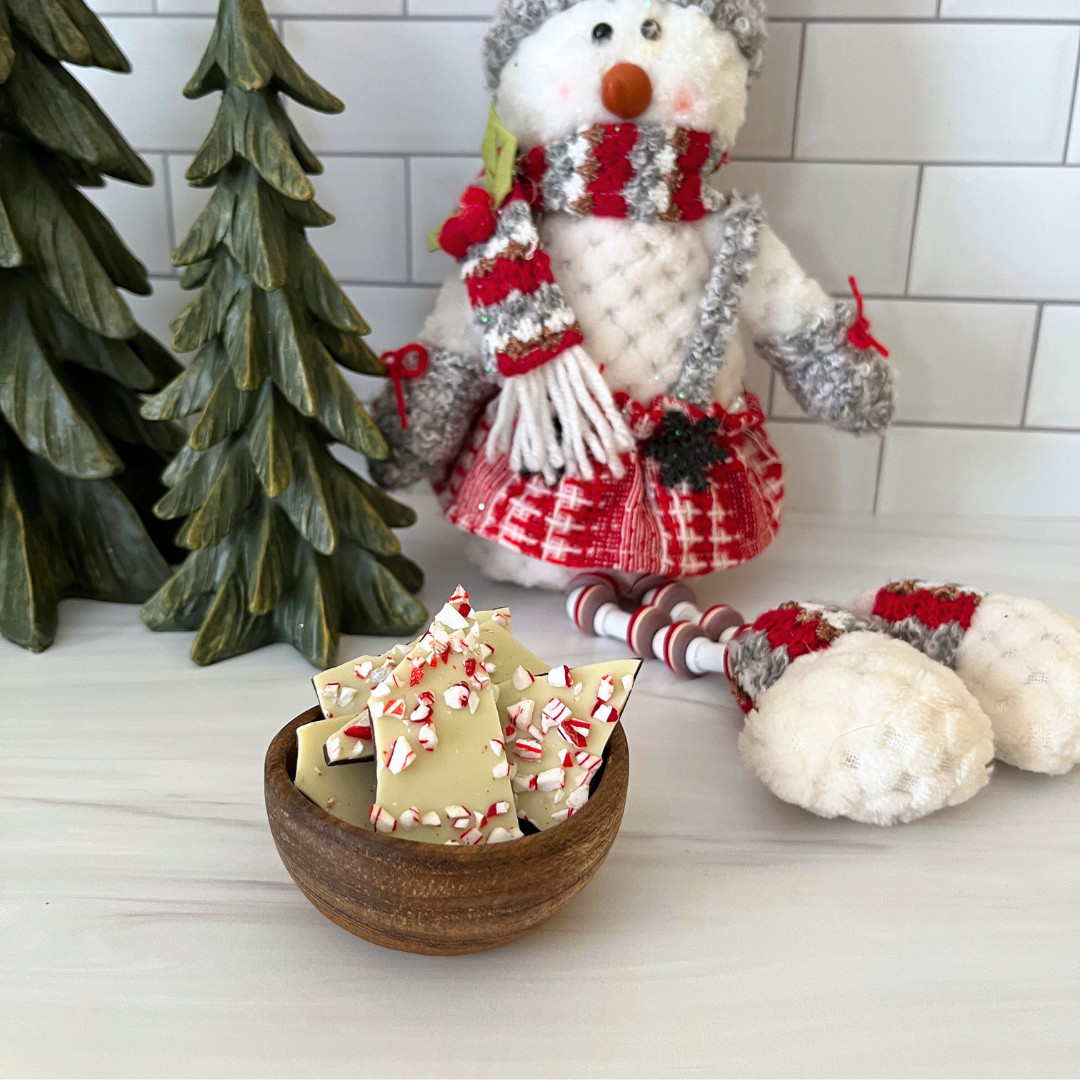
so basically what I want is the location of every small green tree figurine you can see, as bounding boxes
[0,1,185,653]
[140,0,426,668]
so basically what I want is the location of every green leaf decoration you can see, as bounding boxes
[265,287,318,417]
[127,329,184,393]
[189,366,257,451]
[0,454,64,651]
[309,349,388,460]
[185,0,344,115]
[247,378,292,498]
[276,425,336,555]
[315,322,384,376]
[376,552,424,596]
[272,541,340,668]
[0,144,137,338]
[188,545,275,666]
[140,542,224,631]
[481,103,518,209]
[141,339,222,422]
[223,284,268,390]
[334,541,427,637]
[155,439,229,518]
[293,238,366,334]
[6,0,130,72]
[137,0,425,666]
[0,287,121,478]
[0,4,15,83]
[170,251,244,353]
[0,193,22,268]
[174,436,257,550]
[29,454,171,603]
[3,46,150,184]
[186,87,313,202]
[245,498,293,615]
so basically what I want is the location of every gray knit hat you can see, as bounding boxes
[484,0,768,90]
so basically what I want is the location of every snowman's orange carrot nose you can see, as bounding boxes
[602,63,652,119]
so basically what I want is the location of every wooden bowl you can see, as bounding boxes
[264,707,629,955]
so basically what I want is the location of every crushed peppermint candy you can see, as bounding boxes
[507,699,535,731]
[541,697,573,733]
[558,718,591,748]
[591,702,619,724]
[492,759,511,779]
[597,673,615,702]
[536,767,565,792]
[459,827,485,846]
[319,681,340,701]
[369,805,397,832]
[547,664,572,688]
[558,749,574,768]
[513,739,543,761]
[418,723,438,752]
[420,810,442,827]
[399,806,421,829]
[444,683,471,710]
[489,739,505,757]
[488,801,511,817]
[622,673,634,693]
[387,736,416,774]
[487,827,523,844]
[435,602,470,631]
[513,773,539,792]
[511,666,535,690]
[354,661,373,679]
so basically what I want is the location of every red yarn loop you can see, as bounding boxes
[438,186,497,258]
[382,344,429,430]
[847,275,889,358]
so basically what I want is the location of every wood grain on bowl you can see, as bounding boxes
[264,707,629,955]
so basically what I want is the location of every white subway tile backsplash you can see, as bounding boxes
[940,1,1080,17]
[1026,306,1080,430]
[1069,88,1080,164]
[909,168,1080,301]
[158,0,402,11]
[721,162,919,294]
[343,285,439,354]
[76,19,219,152]
[766,0,936,12]
[84,155,173,277]
[772,300,1038,426]
[283,21,490,153]
[87,0,153,13]
[304,157,408,283]
[733,22,801,159]
[409,157,483,285]
[408,0,498,12]
[878,427,1080,518]
[767,422,882,514]
[797,24,1079,164]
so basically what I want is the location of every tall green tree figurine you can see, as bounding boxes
[140,0,427,668]
[0,1,186,653]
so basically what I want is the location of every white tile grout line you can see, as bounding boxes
[768,417,1080,435]
[1020,304,1045,428]
[903,164,924,297]
[789,21,807,160]
[403,156,415,285]
[1065,34,1080,166]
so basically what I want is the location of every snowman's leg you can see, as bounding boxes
[741,225,895,435]
[369,276,499,490]
[464,536,579,591]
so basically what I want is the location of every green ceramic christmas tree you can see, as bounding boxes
[140,0,426,668]
[0,1,185,653]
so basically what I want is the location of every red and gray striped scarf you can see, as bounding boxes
[437,124,727,380]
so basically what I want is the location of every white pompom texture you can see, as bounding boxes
[738,632,995,826]
[957,595,1080,775]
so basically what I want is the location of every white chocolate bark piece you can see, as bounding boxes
[294,716,378,830]
[370,592,521,845]
[497,659,641,830]
[321,613,541,767]
[313,641,416,720]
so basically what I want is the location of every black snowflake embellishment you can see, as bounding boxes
[643,411,728,492]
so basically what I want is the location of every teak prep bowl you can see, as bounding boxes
[264,707,629,955]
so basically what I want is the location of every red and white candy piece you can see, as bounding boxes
[507,699,535,730]
[399,806,421,829]
[511,666,536,690]
[591,701,619,723]
[444,683,471,710]
[558,717,591,748]
[369,804,397,833]
[488,800,511,817]
[417,723,438,752]
[536,767,565,791]
[513,738,544,761]
[540,696,572,733]
[448,584,472,616]
[489,738,505,756]
[487,826,524,844]
[492,759,512,779]
[547,664,572,687]
[387,735,417,774]
[459,827,485,846]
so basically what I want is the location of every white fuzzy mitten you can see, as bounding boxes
[486,344,635,485]
[856,581,1080,775]
[726,602,995,825]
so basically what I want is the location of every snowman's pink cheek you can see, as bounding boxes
[674,86,697,114]
[557,80,575,105]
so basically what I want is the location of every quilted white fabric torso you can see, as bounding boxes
[540,213,743,406]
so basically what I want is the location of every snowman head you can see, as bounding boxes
[485,0,767,151]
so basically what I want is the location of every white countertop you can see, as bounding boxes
[5,496,1080,1078]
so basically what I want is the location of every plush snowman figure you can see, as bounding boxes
[371,0,895,589]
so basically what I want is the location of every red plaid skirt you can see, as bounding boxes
[436,392,784,578]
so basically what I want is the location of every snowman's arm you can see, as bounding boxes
[740,225,895,434]
[368,275,499,491]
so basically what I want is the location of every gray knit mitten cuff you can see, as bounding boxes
[369,348,499,490]
[755,303,895,435]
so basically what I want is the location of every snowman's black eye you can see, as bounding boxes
[592,22,613,43]
[641,18,662,41]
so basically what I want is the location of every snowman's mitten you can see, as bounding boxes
[727,602,994,825]
[755,301,895,435]
[855,582,1080,775]
[486,344,635,486]
[368,347,499,490]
